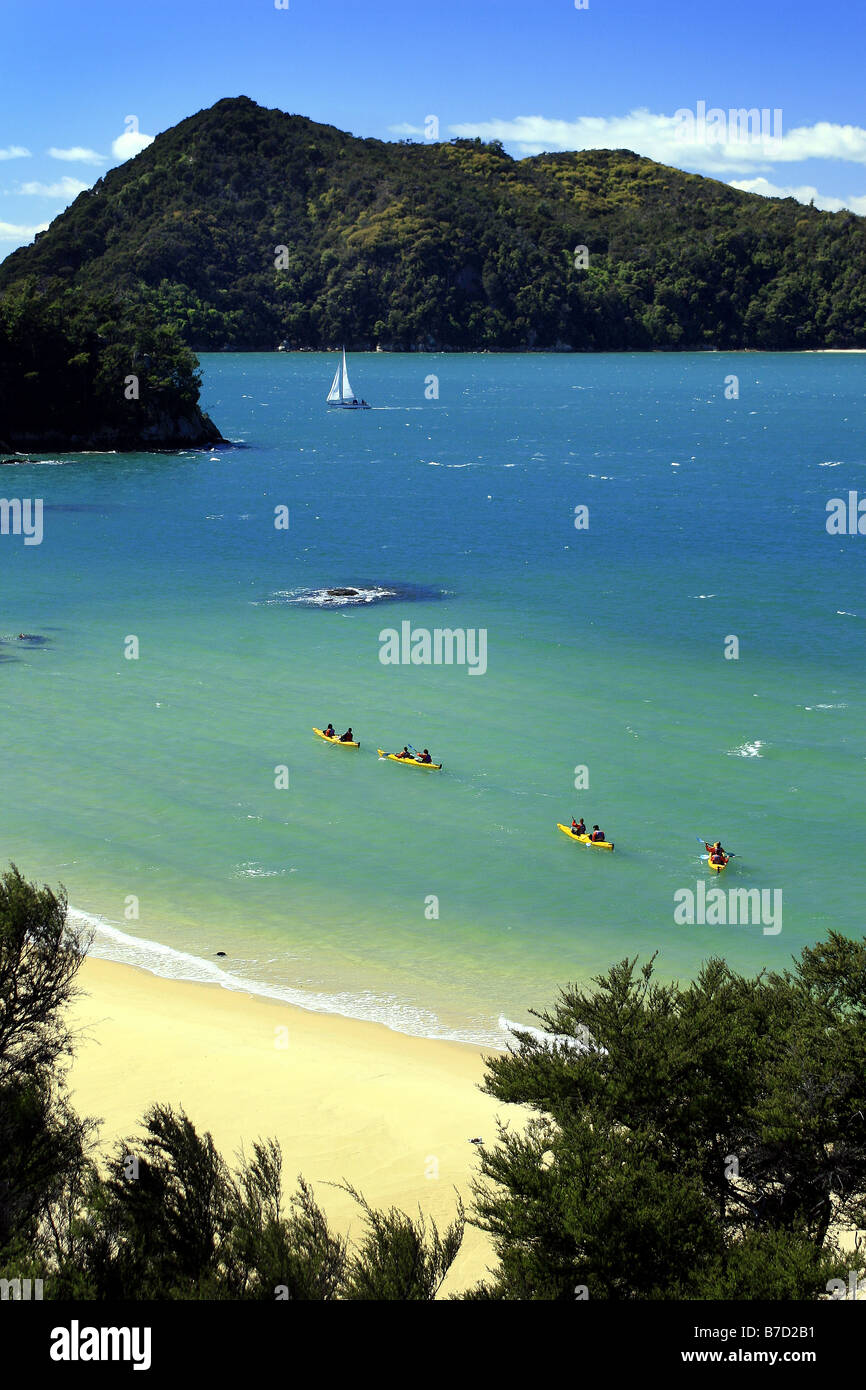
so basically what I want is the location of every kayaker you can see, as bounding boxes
[705,840,726,863]
[572,817,586,836]
[395,746,412,759]
[417,749,433,764]
[339,727,354,743]
[590,825,606,843]
[324,723,335,739]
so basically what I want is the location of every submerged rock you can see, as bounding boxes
[258,581,445,610]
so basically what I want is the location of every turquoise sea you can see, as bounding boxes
[1,352,864,1043]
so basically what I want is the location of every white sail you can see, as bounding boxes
[340,349,354,402]
[326,364,342,402]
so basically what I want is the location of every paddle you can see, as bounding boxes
[697,836,737,862]
[408,741,439,767]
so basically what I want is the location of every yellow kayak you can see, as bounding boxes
[378,749,442,770]
[708,855,729,873]
[557,823,614,851]
[313,727,359,748]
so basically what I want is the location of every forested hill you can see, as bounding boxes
[3,94,866,352]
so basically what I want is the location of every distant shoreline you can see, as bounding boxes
[210,345,866,355]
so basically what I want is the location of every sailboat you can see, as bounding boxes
[326,348,371,409]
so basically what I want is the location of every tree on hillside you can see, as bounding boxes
[0,281,222,450]
[467,936,866,1299]
[0,865,95,1276]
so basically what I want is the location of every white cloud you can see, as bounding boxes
[17,176,91,198]
[447,110,866,176]
[388,122,426,136]
[111,130,155,161]
[0,219,49,242]
[0,146,31,161]
[730,177,866,216]
[49,146,106,166]
[772,121,866,164]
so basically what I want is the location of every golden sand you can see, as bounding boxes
[67,957,507,1294]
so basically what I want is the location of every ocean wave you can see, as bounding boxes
[818,460,844,467]
[0,464,67,475]
[69,907,507,1047]
[498,1016,604,1054]
[727,740,765,758]
[277,585,398,607]
[254,580,444,608]
[803,703,848,711]
[233,861,289,878]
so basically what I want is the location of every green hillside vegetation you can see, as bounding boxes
[0,283,222,452]
[2,95,866,352]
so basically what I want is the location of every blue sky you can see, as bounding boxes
[2,0,865,259]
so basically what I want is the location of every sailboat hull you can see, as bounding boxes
[327,401,371,409]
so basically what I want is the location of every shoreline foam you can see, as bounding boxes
[69,905,514,1048]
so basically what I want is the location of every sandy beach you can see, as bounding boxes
[67,957,507,1296]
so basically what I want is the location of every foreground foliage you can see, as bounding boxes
[468,940,866,1299]
[1,863,863,1300]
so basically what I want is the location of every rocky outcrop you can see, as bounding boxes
[2,408,225,452]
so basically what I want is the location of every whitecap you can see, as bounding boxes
[727,740,765,758]
[280,585,399,607]
[234,862,287,879]
[498,1016,607,1055]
